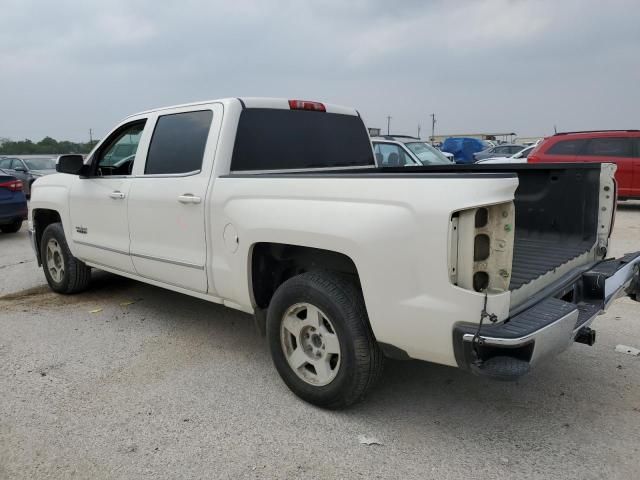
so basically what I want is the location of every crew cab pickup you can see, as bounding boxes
[28,98,640,408]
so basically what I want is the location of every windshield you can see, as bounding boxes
[405,142,453,165]
[24,158,56,170]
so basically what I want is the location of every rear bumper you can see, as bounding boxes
[453,252,640,380]
[0,197,28,224]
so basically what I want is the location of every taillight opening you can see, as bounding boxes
[288,99,326,112]
[0,179,23,192]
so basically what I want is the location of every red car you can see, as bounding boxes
[528,130,640,200]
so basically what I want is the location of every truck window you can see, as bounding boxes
[231,109,374,171]
[145,110,213,175]
[95,121,146,176]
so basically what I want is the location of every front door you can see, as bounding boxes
[128,106,219,293]
[69,120,148,273]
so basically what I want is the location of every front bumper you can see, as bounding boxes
[454,252,640,380]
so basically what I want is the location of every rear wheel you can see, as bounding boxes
[0,219,22,233]
[41,223,91,294]
[267,271,383,409]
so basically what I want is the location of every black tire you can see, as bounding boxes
[40,222,91,294]
[267,271,383,409]
[0,219,22,233]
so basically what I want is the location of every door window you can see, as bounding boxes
[373,143,414,167]
[11,159,25,170]
[144,110,213,175]
[547,139,588,155]
[584,138,633,157]
[0,158,11,169]
[94,121,146,176]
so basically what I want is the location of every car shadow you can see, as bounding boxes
[617,200,640,210]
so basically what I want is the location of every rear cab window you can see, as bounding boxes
[230,109,374,171]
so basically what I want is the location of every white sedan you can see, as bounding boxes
[476,145,535,164]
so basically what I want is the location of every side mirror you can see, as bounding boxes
[56,155,88,175]
[14,165,27,172]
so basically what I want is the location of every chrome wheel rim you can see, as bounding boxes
[45,238,65,283]
[280,302,341,386]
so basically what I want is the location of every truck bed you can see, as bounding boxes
[229,163,604,298]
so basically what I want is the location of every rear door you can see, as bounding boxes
[581,137,634,197]
[127,104,222,293]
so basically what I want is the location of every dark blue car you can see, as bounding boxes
[0,168,28,233]
[441,137,489,164]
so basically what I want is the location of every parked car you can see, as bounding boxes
[528,130,640,200]
[473,144,526,162]
[0,168,27,233]
[0,156,57,198]
[441,137,488,164]
[28,97,639,408]
[476,145,536,164]
[372,136,453,166]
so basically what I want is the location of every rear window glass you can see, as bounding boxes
[145,110,213,175]
[230,109,374,171]
[547,139,587,155]
[584,138,633,157]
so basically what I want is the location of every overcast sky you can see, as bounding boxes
[1,0,638,142]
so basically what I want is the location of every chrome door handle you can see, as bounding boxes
[109,191,126,199]
[178,194,201,204]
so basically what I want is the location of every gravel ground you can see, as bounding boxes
[1,203,639,480]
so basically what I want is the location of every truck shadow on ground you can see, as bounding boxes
[15,270,636,444]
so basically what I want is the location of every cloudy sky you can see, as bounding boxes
[1,0,638,142]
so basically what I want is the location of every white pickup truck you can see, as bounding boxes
[28,97,639,408]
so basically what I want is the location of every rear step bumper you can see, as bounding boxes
[453,252,640,381]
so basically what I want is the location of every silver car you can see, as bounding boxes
[0,157,57,198]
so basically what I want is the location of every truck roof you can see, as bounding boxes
[126,97,360,119]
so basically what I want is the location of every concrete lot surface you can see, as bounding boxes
[1,203,639,479]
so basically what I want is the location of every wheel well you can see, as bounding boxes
[33,209,62,262]
[250,243,360,310]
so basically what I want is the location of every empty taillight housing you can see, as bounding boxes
[0,179,23,192]
[449,202,515,293]
[288,99,326,112]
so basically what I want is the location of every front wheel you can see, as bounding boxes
[40,223,91,294]
[266,271,383,409]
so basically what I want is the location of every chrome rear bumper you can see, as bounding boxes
[454,252,640,380]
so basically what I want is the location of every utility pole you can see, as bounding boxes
[89,128,93,143]
[417,124,421,138]
[430,113,436,142]
[386,116,392,135]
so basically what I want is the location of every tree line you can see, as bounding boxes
[0,136,99,155]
